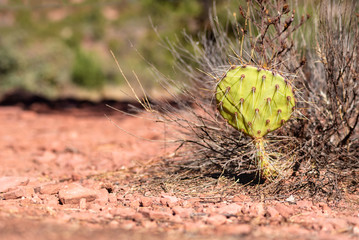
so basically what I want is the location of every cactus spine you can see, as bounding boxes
[216,65,295,179]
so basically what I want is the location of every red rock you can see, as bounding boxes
[140,196,153,207]
[110,207,137,219]
[0,177,29,193]
[172,206,193,218]
[318,202,332,215]
[138,207,151,218]
[275,203,294,219]
[217,203,242,216]
[94,188,109,205]
[266,206,282,221]
[206,214,227,226]
[58,183,98,204]
[149,211,172,221]
[35,182,63,195]
[129,199,140,208]
[142,220,157,229]
[43,195,60,207]
[249,202,265,217]
[160,194,179,207]
[2,186,34,200]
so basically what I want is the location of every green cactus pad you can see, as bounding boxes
[216,65,295,139]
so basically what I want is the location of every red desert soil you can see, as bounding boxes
[0,104,358,240]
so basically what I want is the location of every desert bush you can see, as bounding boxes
[118,0,358,198]
[71,48,105,89]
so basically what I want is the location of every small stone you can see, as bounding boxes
[58,183,98,204]
[206,214,227,226]
[110,207,137,219]
[318,202,332,215]
[160,194,179,207]
[285,195,296,204]
[149,211,172,221]
[3,186,34,200]
[172,206,192,218]
[129,199,140,208]
[35,182,63,195]
[140,196,153,207]
[0,177,29,193]
[266,206,281,221]
[95,188,109,205]
[275,203,294,219]
[142,220,157,229]
[43,195,60,207]
[249,203,265,217]
[217,203,242,216]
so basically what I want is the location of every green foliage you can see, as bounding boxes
[71,48,105,89]
[0,48,18,75]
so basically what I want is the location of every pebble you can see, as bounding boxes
[206,214,227,226]
[110,207,137,219]
[0,177,29,193]
[160,194,179,207]
[35,182,63,195]
[217,203,243,216]
[140,196,153,207]
[58,183,98,204]
[149,211,172,221]
[94,188,109,205]
[2,186,34,200]
[172,206,192,218]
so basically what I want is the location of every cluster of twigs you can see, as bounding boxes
[118,0,358,198]
[289,0,359,199]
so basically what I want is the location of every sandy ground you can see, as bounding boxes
[0,104,358,240]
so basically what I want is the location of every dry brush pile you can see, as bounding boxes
[117,0,359,199]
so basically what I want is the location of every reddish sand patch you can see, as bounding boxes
[0,105,358,240]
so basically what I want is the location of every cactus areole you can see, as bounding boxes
[216,65,295,139]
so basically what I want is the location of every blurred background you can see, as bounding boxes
[0,0,241,102]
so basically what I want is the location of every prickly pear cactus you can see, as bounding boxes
[216,65,295,139]
[216,65,296,179]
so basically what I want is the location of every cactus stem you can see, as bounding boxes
[254,138,277,179]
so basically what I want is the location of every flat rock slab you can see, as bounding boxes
[0,177,29,193]
[58,183,98,204]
